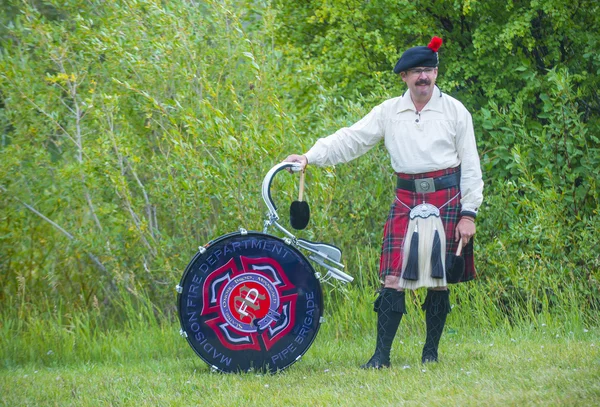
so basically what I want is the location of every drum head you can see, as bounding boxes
[177,231,323,373]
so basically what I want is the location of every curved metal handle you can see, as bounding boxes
[261,162,303,221]
[260,162,352,285]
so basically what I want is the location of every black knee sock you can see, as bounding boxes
[362,288,405,367]
[422,289,451,363]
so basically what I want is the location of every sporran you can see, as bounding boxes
[396,193,459,290]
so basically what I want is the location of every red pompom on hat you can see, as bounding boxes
[427,36,443,52]
[393,36,443,74]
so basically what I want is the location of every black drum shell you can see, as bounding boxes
[177,231,323,373]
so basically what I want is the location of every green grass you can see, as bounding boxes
[2,310,599,406]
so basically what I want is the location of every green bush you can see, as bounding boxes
[0,0,598,328]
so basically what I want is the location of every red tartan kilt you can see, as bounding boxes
[379,167,476,284]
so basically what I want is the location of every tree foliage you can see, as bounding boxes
[0,0,598,321]
[274,0,600,111]
[1,0,297,313]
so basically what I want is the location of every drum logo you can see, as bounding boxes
[200,256,297,351]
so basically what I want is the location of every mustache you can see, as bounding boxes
[415,79,431,86]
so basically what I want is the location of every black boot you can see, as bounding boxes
[361,288,405,369]
[421,289,451,363]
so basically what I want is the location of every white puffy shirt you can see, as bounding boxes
[304,87,484,214]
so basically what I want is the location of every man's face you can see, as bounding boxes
[400,67,438,100]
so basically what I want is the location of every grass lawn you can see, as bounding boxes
[1,323,598,406]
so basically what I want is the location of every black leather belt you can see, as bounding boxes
[396,171,461,193]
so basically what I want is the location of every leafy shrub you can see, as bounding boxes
[0,0,598,328]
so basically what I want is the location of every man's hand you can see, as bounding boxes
[283,154,308,170]
[454,216,476,245]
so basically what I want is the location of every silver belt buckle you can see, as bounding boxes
[414,177,436,193]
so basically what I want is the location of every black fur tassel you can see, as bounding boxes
[402,228,419,281]
[430,229,444,278]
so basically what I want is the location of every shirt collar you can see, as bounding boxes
[397,86,443,113]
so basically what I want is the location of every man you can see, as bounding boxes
[284,36,483,368]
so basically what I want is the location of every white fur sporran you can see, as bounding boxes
[399,203,447,290]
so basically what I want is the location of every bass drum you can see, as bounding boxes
[177,231,323,373]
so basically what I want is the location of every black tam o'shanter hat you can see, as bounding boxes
[393,36,443,74]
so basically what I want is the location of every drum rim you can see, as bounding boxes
[177,230,324,373]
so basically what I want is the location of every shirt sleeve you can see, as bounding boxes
[304,105,385,167]
[455,108,484,216]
